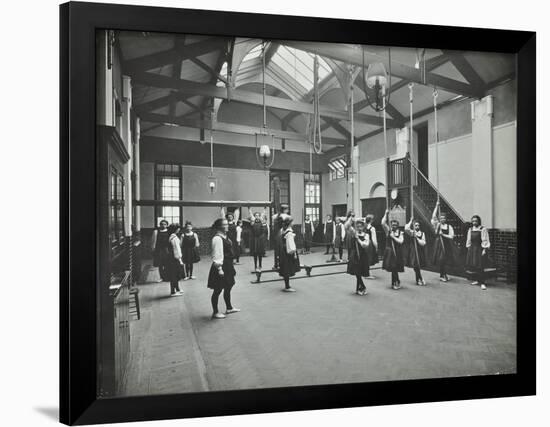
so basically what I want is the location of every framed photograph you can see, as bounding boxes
[60,1,536,425]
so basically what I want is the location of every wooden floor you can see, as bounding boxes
[123,250,516,396]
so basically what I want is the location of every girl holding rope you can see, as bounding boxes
[405,217,427,286]
[382,210,404,290]
[431,201,455,282]
[344,212,371,296]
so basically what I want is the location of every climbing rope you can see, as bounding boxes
[408,82,415,218]
[433,88,441,212]
[255,41,275,169]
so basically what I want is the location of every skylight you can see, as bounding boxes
[271,46,331,92]
[242,44,263,63]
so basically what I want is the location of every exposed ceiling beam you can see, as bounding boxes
[123,38,225,73]
[130,71,401,128]
[442,50,486,92]
[322,117,351,140]
[169,36,185,120]
[355,92,468,143]
[263,42,280,66]
[190,56,229,85]
[280,71,338,128]
[139,112,346,146]
[282,41,483,99]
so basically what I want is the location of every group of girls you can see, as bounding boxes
[341,202,491,294]
[205,210,299,319]
[151,220,201,297]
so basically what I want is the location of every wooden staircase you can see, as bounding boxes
[388,155,468,274]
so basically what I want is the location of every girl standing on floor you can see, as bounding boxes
[272,204,290,270]
[167,223,184,297]
[207,218,240,319]
[278,215,300,292]
[235,220,243,264]
[344,213,371,295]
[405,217,427,286]
[364,214,378,279]
[303,214,314,254]
[225,211,239,265]
[180,221,200,281]
[382,210,405,290]
[323,214,335,255]
[249,212,269,272]
[151,219,170,282]
[431,201,455,282]
[334,216,346,262]
[465,215,491,290]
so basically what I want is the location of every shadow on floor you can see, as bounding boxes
[34,407,58,421]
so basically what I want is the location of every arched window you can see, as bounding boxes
[369,182,385,198]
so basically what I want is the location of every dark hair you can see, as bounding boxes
[471,215,482,226]
[236,220,243,226]
[212,218,227,231]
[167,223,180,235]
[159,219,169,226]
[184,220,192,227]
[226,212,234,220]
[282,215,293,228]
[391,219,399,226]
[365,214,374,224]
[439,212,447,218]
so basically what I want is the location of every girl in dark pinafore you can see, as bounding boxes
[303,214,314,254]
[344,213,371,295]
[465,215,491,290]
[207,218,240,319]
[364,214,378,279]
[180,221,200,281]
[151,219,170,282]
[249,211,269,272]
[405,217,427,286]
[278,215,300,292]
[431,201,455,282]
[381,210,405,290]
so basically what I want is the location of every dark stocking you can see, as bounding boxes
[211,288,222,314]
[284,276,291,289]
[223,286,233,310]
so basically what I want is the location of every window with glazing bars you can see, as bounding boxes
[155,163,182,225]
[304,173,321,224]
[328,156,347,181]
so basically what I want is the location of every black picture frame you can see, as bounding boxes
[60,1,536,425]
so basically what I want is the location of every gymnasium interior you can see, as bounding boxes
[96,30,517,397]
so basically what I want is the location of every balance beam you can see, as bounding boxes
[250,262,382,284]
[250,260,348,282]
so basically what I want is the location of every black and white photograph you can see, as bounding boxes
[97,29,520,397]
[2,0,546,425]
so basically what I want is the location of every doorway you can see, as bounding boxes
[415,122,429,177]
[332,204,347,219]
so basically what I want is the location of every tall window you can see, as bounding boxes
[328,155,347,181]
[155,163,182,225]
[110,167,125,251]
[304,173,321,224]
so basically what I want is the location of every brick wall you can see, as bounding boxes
[488,228,517,282]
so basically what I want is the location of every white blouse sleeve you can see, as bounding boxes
[286,232,297,253]
[211,236,224,266]
[194,232,200,247]
[466,228,472,248]
[371,226,378,247]
[447,225,455,239]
